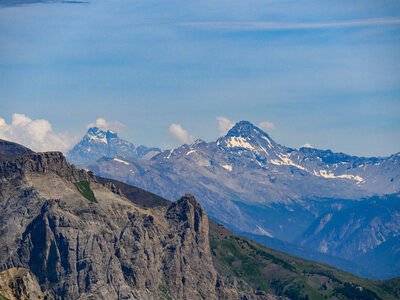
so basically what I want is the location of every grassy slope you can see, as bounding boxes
[209,220,399,300]
[73,180,98,203]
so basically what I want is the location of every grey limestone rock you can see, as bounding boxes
[0,152,270,299]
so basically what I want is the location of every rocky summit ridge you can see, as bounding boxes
[0,150,270,299]
[1,147,400,299]
[67,127,161,165]
[83,120,400,279]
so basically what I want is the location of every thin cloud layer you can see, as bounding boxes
[177,17,400,31]
[87,118,126,133]
[169,124,194,144]
[0,113,75,152]
[258,121,276,132]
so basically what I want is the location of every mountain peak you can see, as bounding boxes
[225,121,274,142]
[216,121,280,155]
[87,126,103,135]
[225,121,258,138]
[87,127,119,139]
[67,127,136,164]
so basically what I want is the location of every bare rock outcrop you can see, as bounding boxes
[0,267,52,300]
[0,152,94,182]
[0,152,265,299]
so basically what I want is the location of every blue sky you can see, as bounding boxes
[0,0,399,156]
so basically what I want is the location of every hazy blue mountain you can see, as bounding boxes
[67,127,160,164]
[298,193,400,279]
[1,146,399,299]
[81,121,400,278]
[84,121,399,236]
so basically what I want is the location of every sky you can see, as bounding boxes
[0,0,399,156]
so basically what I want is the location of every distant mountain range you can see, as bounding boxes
[76,121,400,279]
[297,193,400,279]
[1,139,400,299]
[67,127,161,164]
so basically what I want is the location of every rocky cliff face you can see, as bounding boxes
[0,268,52,300]
[82,121,400,279]
[0,152,270,299]
[84,121,400,240]
[0,151,95,183]
[2,149,400,299]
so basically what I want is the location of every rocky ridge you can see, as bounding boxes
[67,127,160,164]
[1,149,400,299]
[0,268,52,300]
[82,121,400,279]
[0,139,33,162]
[0,151,272,299]
[84,121,400,239]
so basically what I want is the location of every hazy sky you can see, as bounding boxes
[0,0,399,156]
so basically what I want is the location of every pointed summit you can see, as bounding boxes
[67,127,136,164]
[217,121,280,156]
[225,121,257,137]
[67,127,161,164]
[224,120,275,143]
[87,127,101,135]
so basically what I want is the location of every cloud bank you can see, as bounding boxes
[301,143,313,148]
[87,118,126,133]
[258,121,276,131]
[0,113,75,152]
[169,124,194,144]
[216,116,235,137]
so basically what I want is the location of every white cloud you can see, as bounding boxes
[301,143,313,148]
[87,118,126,133]
[0,113,76,153]
[258,121,276,131]
[169,124,194,144]
[216,116,235,136]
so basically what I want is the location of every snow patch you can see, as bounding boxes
[166,149,174,159]
[270,153,308,171]
[113,158,130,165]
[221,164,232,171]
[256,225,273,238]
[186,149,196,156]
[88,133,107,144]
[261,136,273,147]
[313,170,364,183]
[225,136,255,150]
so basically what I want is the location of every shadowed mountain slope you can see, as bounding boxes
[0,139,33,162]
[0,141,399,299]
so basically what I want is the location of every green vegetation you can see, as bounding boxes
[158,284,172,300]
[334,282,381,300]
[210,234,315,299]
[0,293,9,300]
[74,180,97,203]
[209,221,400,300]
